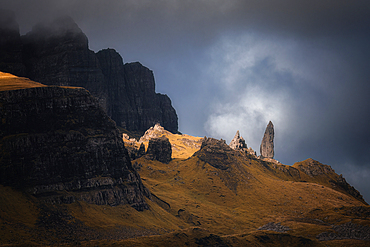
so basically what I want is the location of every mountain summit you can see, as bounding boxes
[0,13,178,134]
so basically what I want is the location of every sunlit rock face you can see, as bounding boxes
[260,121,274,159]
[0,12,178,133]
[0,85,150,210]
[229,130,248,151]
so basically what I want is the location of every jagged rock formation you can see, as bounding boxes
[0,13,178,133]
[229,130,247,150]
[229,130,257,157]
[145,136,172,163]
[139,123,167,143]
[0,79,150,210]
[260,121,274,158]
[196,137,236,170]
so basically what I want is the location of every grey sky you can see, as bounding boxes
[2,0,370,203]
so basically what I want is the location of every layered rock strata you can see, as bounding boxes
[0,84,150,210]
[260,121,274,158]
[0,13,178,133]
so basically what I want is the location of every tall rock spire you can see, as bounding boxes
[260,121,274,158]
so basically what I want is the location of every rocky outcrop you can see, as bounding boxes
[317,222,370,241]
[0,84,150,210]
[260,121,274,158]
[195,137,239,170]
[145,136,172,163]
[292,158,367,204]
[0,13,178,133]
[193,137,254,192]
[258,222,291,233]
[229,130,257,157]
[229,130,247,151]
[139,123,167,143]
[331,174,366,204]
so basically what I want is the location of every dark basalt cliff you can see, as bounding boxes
[96,49,178,132]
[0,13,178,133]
[0,85,150,210]
[0,10,26,76]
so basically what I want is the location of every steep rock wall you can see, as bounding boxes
[0,13,178,133]
[0,86,150,210]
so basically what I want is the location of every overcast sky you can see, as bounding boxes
[2,0,370,203]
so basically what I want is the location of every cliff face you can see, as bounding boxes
[0,83,150,210]
[0,13,178,133]
[0,10,26,76]
[96,49,178,133]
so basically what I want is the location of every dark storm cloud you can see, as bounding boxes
[1,0,370,202]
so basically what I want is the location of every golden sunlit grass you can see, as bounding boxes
[1,74,369,245]
[0,72,46,91]
[135,154,366,236]
[123,125,203,159]
[127,132,369,245]
[0,72,84,91]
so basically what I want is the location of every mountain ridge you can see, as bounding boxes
[0,71,369,246]
[0,12,178,134]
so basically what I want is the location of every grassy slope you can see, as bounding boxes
[0,72,369,246]
[117,133,369,246]
[1,129,369,246]
[0,72,82,91]
[0,72,46,91]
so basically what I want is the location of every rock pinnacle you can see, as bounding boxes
[260,121,274,158]
[229,130,247,151]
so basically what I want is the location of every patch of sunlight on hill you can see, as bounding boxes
[123,123,203,159]
[131,147,369,245]
[0,72,84,91]
[0,72,46,91]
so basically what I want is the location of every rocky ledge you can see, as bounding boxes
[0,85,150,210]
